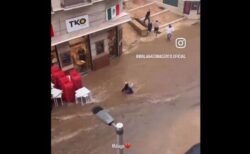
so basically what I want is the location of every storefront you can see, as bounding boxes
[161,0,200,19]
[51,0,130,75]
[51,26,122,74]
[163,0,179,7]
[183,0,200,19]
[68,36,92,74]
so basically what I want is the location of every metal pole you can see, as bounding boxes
[117,132,123,154]
[114,122,124,154]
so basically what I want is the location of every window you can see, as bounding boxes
[51,46,58,64]
[96,40,105,55]
[164,0,179,7]
[61,0,92,7]
[197,3,200,14]
[191,2,199,10]
[60,52,72,67]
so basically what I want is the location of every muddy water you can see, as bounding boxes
[52,22,199,120]
[52,83,200,154]
[83,23,199,107]
[52,22,200,154]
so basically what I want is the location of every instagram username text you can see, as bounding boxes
[136,54,186,59]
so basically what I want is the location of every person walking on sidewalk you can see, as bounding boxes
[143,9,151,24]
[166,24,174,41]
[154,20,160,37]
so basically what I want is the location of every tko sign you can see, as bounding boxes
[66,15,89,32]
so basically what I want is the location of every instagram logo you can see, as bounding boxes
[175,38,186,48]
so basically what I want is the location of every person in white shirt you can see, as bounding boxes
[166,24,174,41]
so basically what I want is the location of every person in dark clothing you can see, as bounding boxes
[148,22,152,32]
[78,48,86,72]
[121,82,134,94]
[143,9,151,24]
[78,48,86,61]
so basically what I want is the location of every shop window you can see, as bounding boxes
[69,36,92,73]
[163,0,178,7]
[60,52,72,67]
[51,46,58,65]
[191,2,199,10]
[69,37,83,47]
[96,40,105,55]
[197,3,200,14]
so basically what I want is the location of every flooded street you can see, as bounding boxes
[52,21,200,154]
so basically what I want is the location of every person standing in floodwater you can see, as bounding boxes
[166,24,174,41]
[148,22,152,32]
[121,82,134,94]
[154,20,160,37]
[143,9,151,24]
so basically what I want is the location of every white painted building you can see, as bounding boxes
[51,0,131,73]
[159,0,200,19]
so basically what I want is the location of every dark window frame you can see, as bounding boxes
[191,1,199,10]
[197,2,200,14]
[95,40,105,55]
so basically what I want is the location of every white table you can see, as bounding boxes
[75,87,92,105]
[51,82,55,88]
[51,88,63,107]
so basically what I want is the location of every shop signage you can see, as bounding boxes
[66,15,89,33]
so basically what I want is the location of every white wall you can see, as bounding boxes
[155,0,200,18]
[52,0,123,37]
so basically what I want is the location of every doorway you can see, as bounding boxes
[69,36,92,75]
[107,28,118,58]
[183,1,191,14]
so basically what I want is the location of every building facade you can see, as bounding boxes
[51,0,131,74]
[162,0,200,19]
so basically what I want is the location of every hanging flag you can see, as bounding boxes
[106,4,120,21]
[51,24,54,37]
[111,6,116,18]
[107,8,112,20]
[116,4,120,16]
